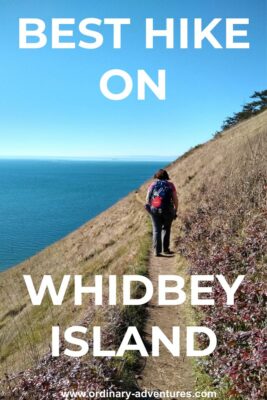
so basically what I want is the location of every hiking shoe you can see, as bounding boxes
[163,249,175,255]
[154,251,162,257]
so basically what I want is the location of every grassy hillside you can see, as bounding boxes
[0,110,266,398]
[169,110,267,399]
[0,193,151,377]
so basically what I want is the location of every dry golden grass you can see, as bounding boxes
[0,194,150,377]
[0,109,266,379]
[167,109,267,214]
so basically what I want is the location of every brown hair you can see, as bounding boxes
[154,169,170,180]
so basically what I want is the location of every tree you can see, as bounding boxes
[220,89,267,131]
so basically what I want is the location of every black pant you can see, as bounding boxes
[150,211,173,254]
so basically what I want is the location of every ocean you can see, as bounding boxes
[0,159,167,271]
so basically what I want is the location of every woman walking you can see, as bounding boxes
[145,169,178,256]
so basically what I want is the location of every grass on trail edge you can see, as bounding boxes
[112,221,152,390]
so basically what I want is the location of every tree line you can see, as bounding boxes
[220,89,267,131]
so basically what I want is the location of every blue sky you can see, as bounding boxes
[0,0,266,160]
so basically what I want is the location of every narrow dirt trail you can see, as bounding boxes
[134,192,195,393]
[138,245,195,392]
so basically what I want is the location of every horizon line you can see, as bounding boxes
[0,155,177,162]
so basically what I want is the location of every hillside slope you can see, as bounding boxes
[0,191,148,374]
[172,111,267,399]
[0,110,266,398]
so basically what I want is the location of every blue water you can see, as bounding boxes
[0,160,166,271]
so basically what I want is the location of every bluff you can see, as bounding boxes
[0,110,266,399]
